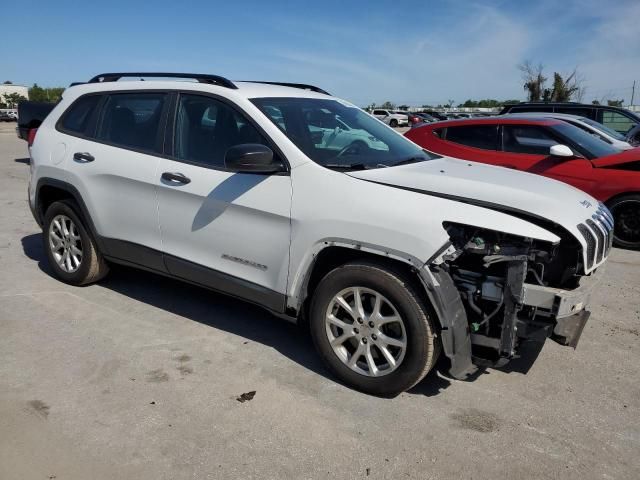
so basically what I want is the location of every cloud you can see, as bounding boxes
[268,3,532,105]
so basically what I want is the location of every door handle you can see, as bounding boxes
[73,152,95,162]
[161,172,191,184]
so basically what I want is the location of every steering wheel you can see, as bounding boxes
[336,140,367,158]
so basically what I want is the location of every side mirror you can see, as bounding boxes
[549,144,574,158]
[224,144,281,173]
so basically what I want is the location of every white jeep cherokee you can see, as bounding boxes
[26,73,612,396]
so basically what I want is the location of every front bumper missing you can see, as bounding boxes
[551,310,590,348]
[521,269,602,348]
[522,268,601,319]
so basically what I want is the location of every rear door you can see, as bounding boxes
[60,91,168,268]
[155,93,292,310]
[439,124,501,163]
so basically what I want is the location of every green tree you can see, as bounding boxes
[381,101,395,109]
[3,80,13,84]
[2,92,27,108]
[607,99,624,107]
[28,83,65,103]
[592,100,601,105]
[397,104,409,110]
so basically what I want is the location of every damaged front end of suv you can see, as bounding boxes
[423,207,613,379]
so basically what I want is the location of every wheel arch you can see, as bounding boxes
[289,240,478,380]
[603,190,640,206]
[35,178,106,252]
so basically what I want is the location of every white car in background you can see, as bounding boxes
[371,109,408,128]
[509,112,634,150]
[307,111,388,152]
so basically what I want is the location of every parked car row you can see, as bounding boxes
[0,110,18,122]
[17,72,613,396]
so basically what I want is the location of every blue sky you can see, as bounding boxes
[3,0,639,106]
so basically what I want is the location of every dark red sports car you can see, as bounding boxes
[405,117,640,249]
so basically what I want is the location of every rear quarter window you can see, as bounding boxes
[58,95,102,135]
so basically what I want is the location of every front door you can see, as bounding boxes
[155,93,292,311]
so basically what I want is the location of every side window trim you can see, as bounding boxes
[165,90,290,175]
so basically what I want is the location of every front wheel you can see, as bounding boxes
[608,194,640,250]
[389,119,398,128]
[309,261,439,396]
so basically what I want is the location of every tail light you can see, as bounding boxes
[27,128,38,147]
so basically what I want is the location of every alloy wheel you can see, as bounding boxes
[325,287,407,377]
[49,214,83,273]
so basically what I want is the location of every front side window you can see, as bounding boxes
[96,93,166,152]
[550,122,620,158]
[503,125,558,155]
[252,97,439,170]
[174,94,277,168]
[600,110,636,135]
[580,117,626,141]
[59,95,101,135]
[445,125,499,150]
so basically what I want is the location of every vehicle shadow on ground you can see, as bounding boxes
[21,232,538,398]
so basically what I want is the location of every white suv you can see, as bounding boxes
[27,73,611,396]
[371,109,408,128]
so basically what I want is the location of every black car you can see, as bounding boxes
[500,102,639,136]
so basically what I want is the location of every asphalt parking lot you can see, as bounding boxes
[0,122,638,479]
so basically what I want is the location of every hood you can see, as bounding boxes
[592,147,640,169]
[346,156,600,230]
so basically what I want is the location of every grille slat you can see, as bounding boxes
[577,203,614,271]
[587,219,605,263]
[577,224,596,270]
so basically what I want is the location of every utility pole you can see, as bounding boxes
[631,80,636,107]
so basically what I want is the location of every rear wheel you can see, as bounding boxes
[608,194,640,249]
[43,200,109,285]
[309,261,439,396]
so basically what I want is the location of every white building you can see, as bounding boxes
[0,84,29,107]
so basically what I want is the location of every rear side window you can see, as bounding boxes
[503,125,557,155]
[59,95,101,135]
[445,125,499,150]
[96,93,167,153]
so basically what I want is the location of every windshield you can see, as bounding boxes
[251,97,439,170]
[551,122,621,158]
[580,117,627,141]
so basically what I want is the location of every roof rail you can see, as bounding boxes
[245,81,330,95]
[88,72,237,89]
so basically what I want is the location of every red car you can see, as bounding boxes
[405,117,640,249]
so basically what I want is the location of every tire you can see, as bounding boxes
[389,119,398,128]
[309,261,439,396]
[607,194,640,250]
[42,200,109,285]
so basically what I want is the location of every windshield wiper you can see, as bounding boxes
[322,163,369,171]
[391,156,427,167]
